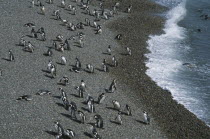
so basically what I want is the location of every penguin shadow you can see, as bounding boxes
[120,52,129,56]
[110,120,121,125]
[81,107,90,113]
[135,119,148,125]
[84,132,93,138]
[83,69,94,74]
[106,106,120,112]
[50,17,58,20]
[42,69,50,73]
[26,35,34,38]
[45,130,57,136]
[70,93,80,98]
[15,44,23,47]
[102,52,111,55]
[44,74,55,79]
[95,67,104,72]
[57,82,66,86]
[52,95,61,99]
[56,62,65,65]
[104,89,113,93]
[59,23,66,27]
[43,53,51,57]
[57,5,64,8]
[1,58,11,62]
[60,113,81,123]
[37,12,45,15]
[56,102,64,107]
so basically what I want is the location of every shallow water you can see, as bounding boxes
[146,0,210,126]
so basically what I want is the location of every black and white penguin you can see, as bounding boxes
[102,62,109,72]
[54,121,65,137]
[115,34,122,40]
[65,129,76,138]
[126,5,132,13]
[31,0,35,7]
[78,110,86,124]
[8,50,15,61]
[88,98,95,113]
[94,114,104,128]
[86,64,94,73]
[112,56,118,67]
[69,102,77,119]
[107,45,111,55]
[78,80,86,98]
[61,56,67,65]
[126,47,132,55]
[108,79,117,93]
[56,34,64,42]
[112,100,121,111]
[143,111,150,125]
[19,36,26,46]
[59,87,67,100]
[62,96,70,110]
[36,89,51,95]
[72,6,76,15]
[125,104,132,116]
[61,0,65,8]
[50,65,56,78]
[115,112,122,125]
[46,48,53,56]
[24,23,35,27]
[64,39,71,50]
[59,76,69,86]
[41,5,45,15]
[97,93,105,104]
[17,95,32,101]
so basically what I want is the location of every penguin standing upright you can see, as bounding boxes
[46,48,53,56]
[87,99,95,113]
[115,112,122,125]
[143,111,150,125]
[78,110,86,124]
[41,5,45,15]
[94,114,104,128]
[108,79,117,93]
[125,104,132,116]
[112,100,121,111]
[8,50,15,61]
[97,93,105,104]
[62,97,70,110]
[54,122,65,137]
[59,76,69,86]
[78,80,86,98]
[61,56,67,65]
[69,102,77,119]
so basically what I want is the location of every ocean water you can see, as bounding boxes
[146,0,210,126]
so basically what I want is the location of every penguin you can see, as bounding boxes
[54,121,65,137]
[59,76,69,86]
[72,6,76,15]
[47,60,53,72]
[78,110,86,124]
[88,99,95,113]
[24,23,35,27]
[75,57,82,71]
[69,102,77,119]
[78,80,86,98]
[53,10,60,16]
[125,104,132,116]
[8,50,15,61]
[40,32,46,41]
[143,111,150,125]
[31,27,37,38]
[85,18,90,26]
[62,96,70,110]
[108,79,117,93]
[46,48,53,56]
[36,90,51,95]
[126,47,131,55]
[94,114,104,128]
[126,5,132,13]
[85,94,94,104]
[78,38,84,48]
[93,21,97,28]
[59,87,67,100]
[57,43,65,52]
[115,34,122,40]
[49,0,53,4]
[67,4,72,11]
[112,56,118,67]
[95,28,102,34]
[107,45,111,55]
[31,0,35,8]
[90,125,101,139]
[56,34,64,42]
[41,5,45,15]
[19,37,26,46]
[102,62,109,72]
[17,95,32,101]
[97,93,105,104]
[86,64,94,73]
[64,39,71,50]
[115,112,122,125]
[61,56,67,65]
[37,0,40,6]
[65,129,76,138]
[24,41,34,53]
[61,0,65,8]
[50,65,56,78]
[112,100,121,111]
[103,12,109,20]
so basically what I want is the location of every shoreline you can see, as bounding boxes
[105,0,210,138]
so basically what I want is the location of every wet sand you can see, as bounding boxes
[0,0,209,139]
